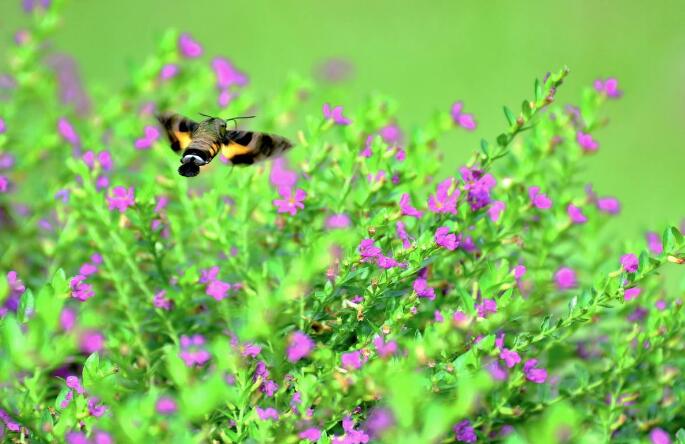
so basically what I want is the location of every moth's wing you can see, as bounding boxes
[156,112,199,153]
[221,131,294,165]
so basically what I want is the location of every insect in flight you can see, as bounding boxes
[156,112,294,177]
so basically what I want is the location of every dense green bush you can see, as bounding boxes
[2,2,685,443]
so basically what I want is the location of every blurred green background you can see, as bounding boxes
[1,0,684,236]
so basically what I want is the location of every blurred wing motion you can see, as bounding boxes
[221,130,294,165]
[156,112,199,153]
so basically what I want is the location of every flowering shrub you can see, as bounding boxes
[2,3,685,444]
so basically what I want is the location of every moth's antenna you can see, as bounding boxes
[199,112,216,119]
[225,115,256,129]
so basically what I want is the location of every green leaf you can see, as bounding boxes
[534,78,543,102]
[18,289,35,323]
[503,106,516,126]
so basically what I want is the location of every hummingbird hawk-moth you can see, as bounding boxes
[156,112,294,177]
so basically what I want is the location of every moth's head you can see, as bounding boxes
[198,113,228,138]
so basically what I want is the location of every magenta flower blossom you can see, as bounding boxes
[377,255,404,269]
[624,287,641,301]
[106,186,135,212]
[513,264,527,281]
[373,336,398,358]
[576,131,599,152]
[65,432,88,444]
[70,275,94,302]
[323,103,352,125]
[596,196,620,214]
[594,77,622,98]
[621,254,639,273]
[554,267,577,290]
[65,376,84,395]
[428,178,459,214]
[399,193,423,218]
[500,348,521,368]
[0,271,24,316]
[435,226,458,251]
[199,266,220,284]
[273,187,306,215]
[359,238,382,262]
[87,397,107,417]
[341,350,364,369]
[326,213,351,230]
[523,359,548,383]
[461,167,496,211]
[134,125,160,149]
[286,331,315,363]
[0,408,20,433]
[655,299,667,311]
[0,118,5,133]
[178,33,203,58]
[451,101,477,130]
[79,330,104,354]
[156,396,177,415]
[378,123,403,145]
[159,64,179,81]
[179,334,211,367]
[488,200,505,222]
[206,279,231,301]
[529,186,552,209]
[60,308,76,331]
[396,221,412,249]
[299,428,322,442]
[0,176,9,193]
[650,428,671,444]
[413,277,435,300]
[487,360,508,381]
[453,419,477,443]
[476,299,497,318]
[646,232,663,255]
[153,290,173,310]
[255,407,279,421]
[364,407,395,439]
[57,117,80,146]
[212,57,248,89]
[567,203,588,224]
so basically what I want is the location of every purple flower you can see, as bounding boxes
[156,396,177,415]
[65,432,88,444]
[624,287,641,301]
[60,308,76,331]
[399,193,424,218]
[326,213,351,230]
[488,200,505,222]
[70,275,94,302]
[323,103,352,125]
[159,64,179,81]
[377,255,403,269]
[212,57,248,88]
[106,186,135,212]
[1,271,24,316]
[413,276,436,300]
[396,221,411,249]
[46,53,91,116]
[529,186,552,209]
[451,102,477,130]
[179,334,211,367]
[66,375,84,394]
[98,151,113,171]
[500,348,521,368]
[621,254,639,273]
[461,167,496,211]
[628,307,648,322]
[178,33,203,58]
[487,360,507,381]
[453,419,477,443]
[199,266,220,284]
[341,350,364,369]
[554,267,577,290]
[359,239,382,262]
[273,187,306,215]
[299,428,322,442]
[96,176,109,191]
[567,204,588,224]
[373,335,398,358]
[594,77,622,98]
[364,407,395,439]
[153,290,173,310]
[435,226,458,251]
[646,232,663,255]
[576,131,599,152]
[134,126,160,149]
[0,176,9,193]
[87,397,107,417]
[655,299,667,311]
[57,117,80,146]
[596,196,620,214]
[286,331,315,363]
[255,407,279,421]
[649,428,671,444]
[379,123,403,145]
[268,159,297,189]
[523,359,548,383]
[0,118,5,133]
[79,330,104,354]
[476,299,497,318]
[513,265,527,281]
[93,431,112,444]
[241,343,261,358]
[206,280,231,301]
[22,0,51,13]
[428,178,459,214]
